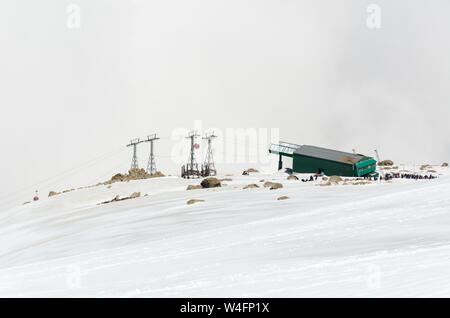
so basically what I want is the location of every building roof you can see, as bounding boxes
[294,145,365,164]
[269,141,301,157]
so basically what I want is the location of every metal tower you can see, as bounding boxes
[144,134,160,175]
[126,138,143,170]
[181,131,201,178]
[187,130,200,170]
[202,131,217,176]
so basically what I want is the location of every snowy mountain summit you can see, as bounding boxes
[0,165,449,297]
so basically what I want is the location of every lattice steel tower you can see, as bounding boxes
[181,131,202,178]
[203,131,217,175]
[186,130,200,171]
[126,138,143,170]
[144,134,160,175]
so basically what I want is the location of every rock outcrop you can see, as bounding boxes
[99,192,141,205]
[242,168,259,175]
[243,184,259,189]
[263,181,283,190]
[378,160,394,166]
[187,199,204,205]
[106,168,165,185]
[129,192,141,199]
[200,177,221,188]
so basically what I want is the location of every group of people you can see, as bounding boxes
[296,172,437,182]
[285,166,438,183]
[301,175,317,182]
[360,175,378,181]
[383,172,437,180]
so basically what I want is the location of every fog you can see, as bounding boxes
[0,0,449,207]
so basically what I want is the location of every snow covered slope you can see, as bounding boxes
[0,166,449,297]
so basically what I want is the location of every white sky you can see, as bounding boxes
[0,0,449,207]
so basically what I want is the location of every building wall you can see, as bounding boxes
[292,154,356,177]
[355,158,377,176]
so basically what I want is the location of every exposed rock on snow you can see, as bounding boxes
[287,175,299,180]
[200,177,221,188]
[242,168,259,175]
[186,185,203,190]
[266,182,283,190]
[106,168,164,185]
[48,191,60,197]
[378,160,394,166]
[129,192,141,199]
[99,192,141,205]
[100,195,121,205]
[442,162,449,167]
[187,199,204,205]
[277,196,289,200]
[2,164,450,297]
[329,176,343,184]
[243,184,259,189]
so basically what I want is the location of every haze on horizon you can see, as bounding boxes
[0,0,449,207]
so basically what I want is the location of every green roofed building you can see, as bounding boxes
[269,142,377,177]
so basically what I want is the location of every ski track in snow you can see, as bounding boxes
[0,167,450,297]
